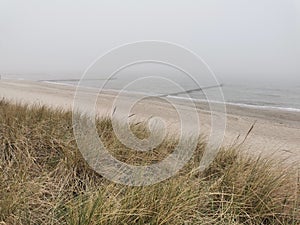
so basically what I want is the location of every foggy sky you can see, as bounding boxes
[0,0,299,84]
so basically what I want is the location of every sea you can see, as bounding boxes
[40,77,300,113]
[5,72,300,112]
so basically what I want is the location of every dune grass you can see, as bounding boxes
[0,99,299,224]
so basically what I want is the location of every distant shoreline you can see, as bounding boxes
[2,77,300,113]
[39,78,300,113]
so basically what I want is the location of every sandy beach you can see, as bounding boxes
[1,79,299,163]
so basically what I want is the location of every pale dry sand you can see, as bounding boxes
[0,79,299,164]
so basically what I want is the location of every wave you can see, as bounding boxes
[168,95,300,113]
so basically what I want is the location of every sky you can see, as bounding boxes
[0,0,299,84]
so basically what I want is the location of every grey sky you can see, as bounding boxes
[0,0,299,84]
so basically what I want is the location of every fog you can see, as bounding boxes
[1,0,300,85]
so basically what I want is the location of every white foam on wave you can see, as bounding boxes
[168,95,300,113]
[42,81,77,87]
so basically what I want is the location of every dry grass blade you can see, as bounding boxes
[0,100,299,224]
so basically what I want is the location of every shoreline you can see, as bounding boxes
[42,79,300,113]
[1,78,299,163]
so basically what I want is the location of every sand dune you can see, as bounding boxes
[0,79,299,163]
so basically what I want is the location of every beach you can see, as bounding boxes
[1,79,299,163]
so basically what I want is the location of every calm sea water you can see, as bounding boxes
[46,77,300,112]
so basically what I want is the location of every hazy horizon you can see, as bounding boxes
[1,0,300,85]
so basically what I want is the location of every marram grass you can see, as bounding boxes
[0,99,299,224]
